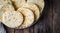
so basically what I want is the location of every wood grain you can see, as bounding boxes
[53,0,60,33]
[29,26,34,33]
[15,29,23,33]
[5,27,14,33]
[23,28,29,33]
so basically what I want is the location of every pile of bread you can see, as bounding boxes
[0,0,44,29]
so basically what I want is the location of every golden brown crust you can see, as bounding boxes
[0,4,14,22]
[11,0,26,9]
[27,0,44,13]
[2,11,23,28]
[17,7,34,29]
[22,3,40,20]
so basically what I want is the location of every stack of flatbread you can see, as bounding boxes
[0,0,44,29]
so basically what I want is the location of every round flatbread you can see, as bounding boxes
[22,3,40,20]
[11,0,26,9]
[27,0,44,13]
[17,7,34,28]
[0,0,12,5]
[0,4,14,21]
[2,11,23,28]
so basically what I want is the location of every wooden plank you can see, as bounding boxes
[15,29,23,33]
[15,28,30,33]
[33,21,39,33]
[29,26,34,33]
[23,28,30,33]
[5,27,14,33]
[53,0,60,33]
[38,0,53,33]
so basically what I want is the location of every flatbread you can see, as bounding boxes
[2,11,23,28]
[17,7,34,28]
[22,3,40,20]
[0,4,14,21]
[0,0,12,5]
[0,0,13,21]
[11,0,26,9]
[27,0,44,13]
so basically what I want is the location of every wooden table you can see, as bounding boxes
[4,0,60,33]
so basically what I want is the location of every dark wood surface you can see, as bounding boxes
[4,0,60,33]
[53,0,60,33]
